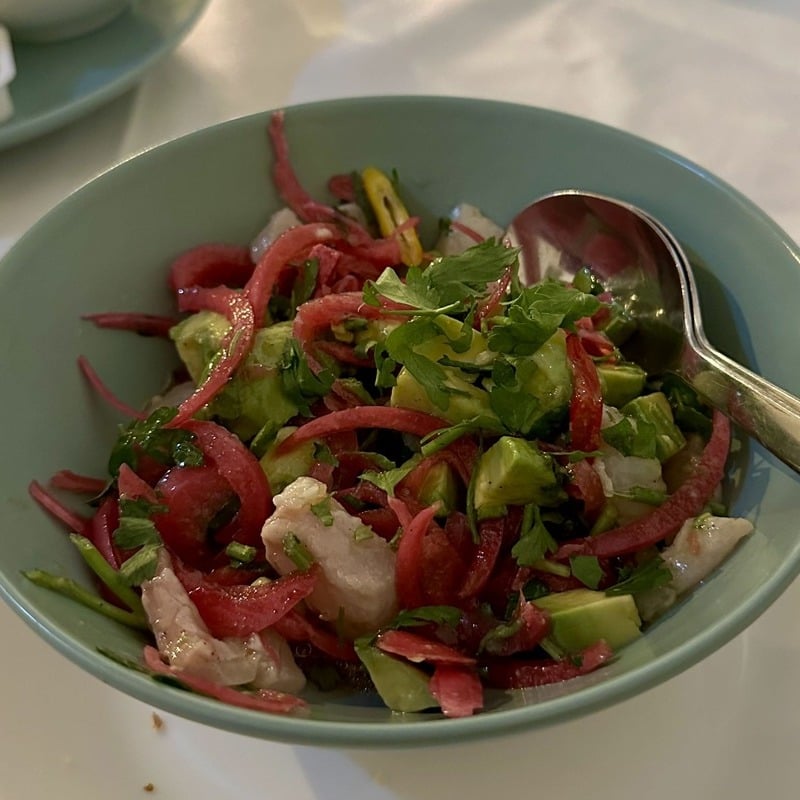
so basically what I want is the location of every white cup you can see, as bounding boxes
[0,0,132,43]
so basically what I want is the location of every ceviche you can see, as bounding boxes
[27,110,753,719]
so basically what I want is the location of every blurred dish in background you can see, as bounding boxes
[0,0,208,150]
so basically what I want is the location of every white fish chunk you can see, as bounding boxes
[662,514,753,595]
[261,477,398,638]
[636,514,753,621]
[250,207,302,262]
[141,555,305,691]
[435,203,504,256]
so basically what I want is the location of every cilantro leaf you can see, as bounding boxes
[511,504,557,566]
[310,498,335,527]
[113,517,162,550]
[119,543,162,586]
[605,556,672,596]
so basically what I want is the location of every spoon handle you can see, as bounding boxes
[682,343,800,472]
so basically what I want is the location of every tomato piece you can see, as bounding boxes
[273,610,358,662]
[393,502,439,609]
[152,465,232,566]
[565,458,605,522]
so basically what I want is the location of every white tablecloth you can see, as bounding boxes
[2,2,800,797]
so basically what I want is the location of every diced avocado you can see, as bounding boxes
[534,588,642,654]
[597,363,647,408]
[355,641,437,712]
[517,330,572,436]
[473,436,564,519]
[416,461,460,517]
[171,311,300,441]
[390,367,498,425]
[170,310,231,382]
[259,427,316,493]
[622,392,686,462]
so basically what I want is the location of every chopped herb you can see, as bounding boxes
[310,498,335,526]
[522,578,551,601]
[313,442,339,467]
[353,524,374,542]
[283,532,315,571]
[390,605,462,629]
[605,556,672,596]
[108,407,203,476]
[511,504,557,566]
[280,339,335,415]
[225,542,257,564]
[420,415,505,457]
[119,543,162,586]
[570,555,603,589]
[364,239,519,314]
[113,516,162,550]
[360,458,419,496]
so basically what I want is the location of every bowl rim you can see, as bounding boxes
[2,94,800,747]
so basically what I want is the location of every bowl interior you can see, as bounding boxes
[2,96,800,746]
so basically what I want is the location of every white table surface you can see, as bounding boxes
[2,1,800,797]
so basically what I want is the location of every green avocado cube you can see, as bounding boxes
[622,392,686,462]
[534,588,642,654]
[473,436,564,519]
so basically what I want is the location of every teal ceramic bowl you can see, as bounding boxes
[1,97,799,747]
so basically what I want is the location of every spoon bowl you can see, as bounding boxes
[507,190,800,473]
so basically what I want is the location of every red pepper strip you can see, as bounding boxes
[169,287,255,428]
[28,480,89,535]
[458,518,505,600]
[474,265,513,328]
[566,332,603,452]
[189,566,320,638]
[181,420,273,546]
[276,407,448,454]
[246,222,341,326]
[273,610,358,661]
[142,645,307,714]
[49,470,107,495]
[560,409,731,559]
[376,629,476,665]
[393,502,440,610]
[168,243,254,293]
[82,312,179,338]
[481,640,614,689]
[429,665,484,718]
[327,173,355,202]
[117,463,158,503]
[77,356,145,419]
[449,220,485,244]
[565,458,606,522]
[293,291,384,361]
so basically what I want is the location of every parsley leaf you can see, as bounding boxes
[364,239,519,313]
[280,339,335,415]
[360,457,420,496]
[488,281,601,356]
[570,555,603,589]
[119,543,162,586]
[389,605,462,629]
[310,498,335,527]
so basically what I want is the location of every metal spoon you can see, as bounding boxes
[506,190,800,473]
